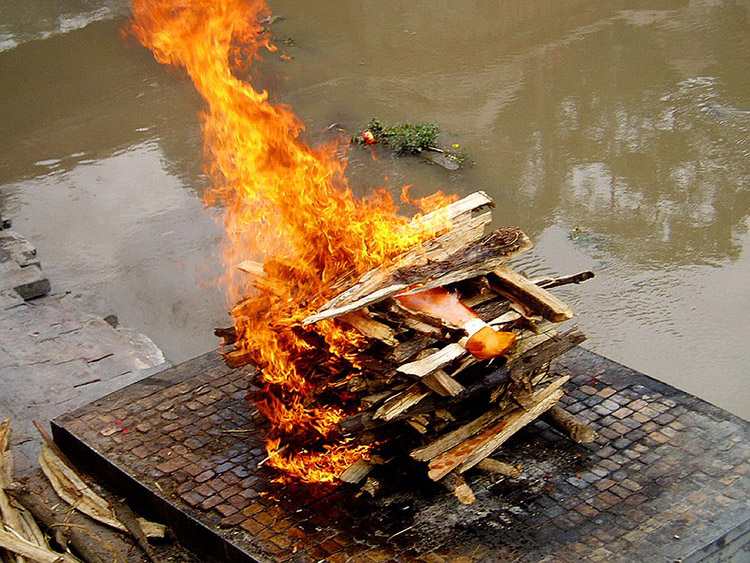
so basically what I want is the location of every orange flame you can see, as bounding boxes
[129,0,456,482]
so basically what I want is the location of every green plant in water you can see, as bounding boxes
[354,119,439,155]
[353,118,469,167]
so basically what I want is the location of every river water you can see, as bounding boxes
[1,1,748,419]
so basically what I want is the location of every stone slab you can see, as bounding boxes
[52,348,750,562]
[0,259,50,299]
[0,229,41,268]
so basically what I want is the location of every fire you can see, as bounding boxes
[129,0,457,482]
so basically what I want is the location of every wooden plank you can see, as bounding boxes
[339,311,398,346]
[422,369,465,397]
[373,383,431,421]
[426,376,569,481]
[303,227,532,325]
[488,265,574,322]
[396,341,467,378]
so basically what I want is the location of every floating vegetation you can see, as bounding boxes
[353,118,470,169]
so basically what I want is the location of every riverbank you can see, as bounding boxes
[0,221,167,473]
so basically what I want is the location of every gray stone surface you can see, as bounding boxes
[0,228,168,473]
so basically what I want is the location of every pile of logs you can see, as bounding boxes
[224,191,597,503]
[0,419,166,562]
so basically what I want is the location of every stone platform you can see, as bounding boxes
[51,348,750,562]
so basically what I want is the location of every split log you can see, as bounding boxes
[422,369,465,397]
[339,311,398,346]
[541,405,598,443]
[472,269,595,323]
[304,227,532,325]
[224,349,255,369]
[339,459,373,484]
[411,405,510,463]
[323,192,495,302]
[427,376,569,481]
[357,478,381,498]
[237,260,264,276]
[403,190,493,239]
[5,486,107,563]
[440,472,476,505]
[214,326,237,346]
[397,342,466,378]
[389,335,438,364]
[406,415,430,434]
[373,383,430,421]
[488,265,573,322]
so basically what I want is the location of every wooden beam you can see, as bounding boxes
[426,376,569,481]
[303,227,532,325]
[339,310,398,346]
[488,265,573,322]
[373,383,431,421]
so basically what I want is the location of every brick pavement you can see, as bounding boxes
[52,348,750,562]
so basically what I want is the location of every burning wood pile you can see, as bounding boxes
[126,0,594,506]
[219,191,595,504]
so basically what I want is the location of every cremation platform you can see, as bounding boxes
[52,348,750,562]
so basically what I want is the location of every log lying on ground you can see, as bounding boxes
[476,458,521,478]
[6,486,107,563]
[542,405,598,443]
[440,472,476,505]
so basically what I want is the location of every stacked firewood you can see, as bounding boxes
[224,192,596,503]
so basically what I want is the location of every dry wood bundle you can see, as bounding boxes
[220,192,596,503]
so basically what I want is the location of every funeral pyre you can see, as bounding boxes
[218,191,595,503]
[129,0,596,503]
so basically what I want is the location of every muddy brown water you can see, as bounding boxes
[1,1,748,419]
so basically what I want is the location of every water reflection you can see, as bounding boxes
[0,17,203,189]
[0,0,128,51]
[0,1,748,417]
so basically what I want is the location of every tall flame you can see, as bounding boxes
[129,0,456,483]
